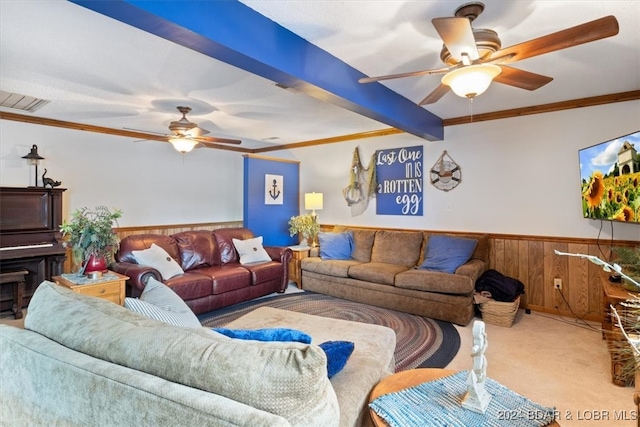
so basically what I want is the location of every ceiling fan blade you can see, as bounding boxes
[418,84,450,105]
[184,126,211,137]
[195,136,242,145]
[358,67,449,84]
[488,15,619,64]
[124,126,167,136]
[493,65,553,90]
[432,17,480,62]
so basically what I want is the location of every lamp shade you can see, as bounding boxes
[22,144,45,164]
[304,192,323,211]
[169,138,198,153]
[441,64,501,99]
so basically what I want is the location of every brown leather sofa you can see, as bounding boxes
[111,228,292,314]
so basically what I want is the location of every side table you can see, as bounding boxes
[369,368,560,427]
[0,269,28,319]
[53,271,129,306]
[288,246,310,289]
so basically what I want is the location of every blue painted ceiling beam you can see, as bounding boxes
[69,0,443,141]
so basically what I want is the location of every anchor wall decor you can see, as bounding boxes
[264,174,283,205]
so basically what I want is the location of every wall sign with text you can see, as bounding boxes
[376,145,423,216]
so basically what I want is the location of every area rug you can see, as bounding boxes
[199,291,460,371]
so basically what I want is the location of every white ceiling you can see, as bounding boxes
[1,0,639,150]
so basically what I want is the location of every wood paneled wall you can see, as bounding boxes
[63,221,243,273]
[489,237,623,322]
[321,224,637,323]
[113,221,243,241]
[77,220,635,323]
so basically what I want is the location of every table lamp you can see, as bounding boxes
[305,192,323,247]
[305,192,323,218]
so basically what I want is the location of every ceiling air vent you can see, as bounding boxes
[0,91,50,112]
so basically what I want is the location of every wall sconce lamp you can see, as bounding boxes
[169,137,198,153]
[22,144,45,187]
[304,192,323,218]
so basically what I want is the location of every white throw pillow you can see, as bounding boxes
[232,236,272,265]
[132,243,184,280]
[124,277,201,328]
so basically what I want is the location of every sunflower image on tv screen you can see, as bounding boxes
[579,130,640,223]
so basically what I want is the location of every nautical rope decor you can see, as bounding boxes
[343,146,377,216]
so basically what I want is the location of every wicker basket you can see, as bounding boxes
[479,296,520,327]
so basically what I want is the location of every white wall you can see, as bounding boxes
[1,100,639,241]
[290,101,640,241]
[0,120,243,227]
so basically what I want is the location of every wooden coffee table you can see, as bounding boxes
[369,368,560,427]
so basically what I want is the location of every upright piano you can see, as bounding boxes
[0,187,67,313]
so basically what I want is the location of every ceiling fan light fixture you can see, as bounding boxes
[441,63,501,99]
[169,137,198,153]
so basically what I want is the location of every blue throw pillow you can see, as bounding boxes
[319,340,355,378]
[318,231,354,260]
[212,327,312,344]
[418,235,478,274]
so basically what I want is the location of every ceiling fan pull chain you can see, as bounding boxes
[468,98,474,123]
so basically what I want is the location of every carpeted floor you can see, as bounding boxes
[199,291,460,371]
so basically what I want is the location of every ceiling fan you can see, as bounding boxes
[358,2,619,105]
[129,106,241,153]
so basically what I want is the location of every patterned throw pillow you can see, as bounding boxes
[232,236,272,264]
[132,243,184,280]
[124,277,201,328]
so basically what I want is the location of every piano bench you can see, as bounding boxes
[0,269,28,319]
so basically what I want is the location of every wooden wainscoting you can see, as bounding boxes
[63,221,243,273]
[489,236,625,322]
[62,220,634,322]
[321,224,638,322]
[113,221,243,241]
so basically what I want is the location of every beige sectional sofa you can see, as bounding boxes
[0,281,395,427]
[301,226,489,325]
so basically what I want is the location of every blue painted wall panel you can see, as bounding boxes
[243,157,299,246]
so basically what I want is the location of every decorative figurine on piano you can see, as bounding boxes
[462,320,492,414]
[42,169,62,188]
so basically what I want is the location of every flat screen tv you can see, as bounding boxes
[579,130,640,223]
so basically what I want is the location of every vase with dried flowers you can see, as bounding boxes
[288,213,320,247]
[60,206,122,274]
[613,246,640,292]
[555,248,640,387]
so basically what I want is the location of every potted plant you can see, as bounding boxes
[288,213,320,247]
[60,206,122,274]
